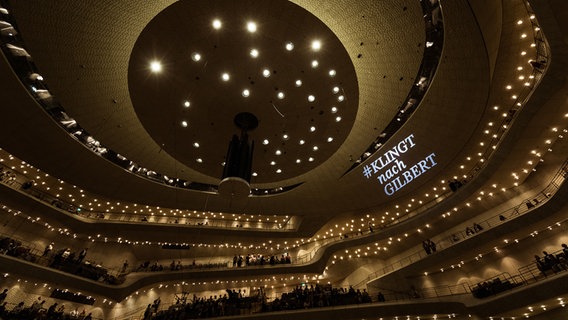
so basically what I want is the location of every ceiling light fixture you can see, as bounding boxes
[191,53,201,62]
[246,21,257,33]
[311,40,322,51]
[149,60,162,73]
[212,19,222,29]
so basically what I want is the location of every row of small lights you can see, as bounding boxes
[0,149,293,227]
[308,9,559,247]
[1,5,563,318]
[1,2,563,281]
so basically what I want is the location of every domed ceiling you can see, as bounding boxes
[129,0,359,183]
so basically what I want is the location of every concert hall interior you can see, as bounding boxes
[1,0,568,319]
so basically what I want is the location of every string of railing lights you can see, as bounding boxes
[0,4,558,272]
[3,132,565,269]
[0,203,299,253]
[420,219,566,278]
[0,6,553,259]
[325,157,567,278]
[0,150,292,229]
[310,6,550,242]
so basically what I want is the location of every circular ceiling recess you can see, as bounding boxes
[129,0,359,184]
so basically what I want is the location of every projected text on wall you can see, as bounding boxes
[362,134,437,196]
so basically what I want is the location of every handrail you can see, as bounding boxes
[0,161,294,231]
[353,159,568,288]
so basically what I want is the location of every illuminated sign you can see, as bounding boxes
[362,134,437,196]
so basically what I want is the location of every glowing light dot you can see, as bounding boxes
[285,42,294,51]
[250,49,259,58]
[181,121,188,127]
[221,73,230,81]
[338,95,345,102]
[331,106,338,113]
[295,80,302,87]
[336,116,342,122]
[183,101,190,108]
[262,69,271,77]
[277,91,285,99]
[193,142,199,148]
[191,53,201,62]
[263,139,269,145]
[212,19,222,29]
[311,60,319,68]
[329,69,336,77]
[247,22,257,33]
[311,40,322,51]
[310,126,316,132]
[242,89,250,97]
[333,87,340,94]
[308,95,315,102]
[149,61,162,73]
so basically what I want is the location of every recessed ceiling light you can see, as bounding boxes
[277,91,285,99]
[250,49,259,58]
[299,139,305,145]
[311,60,319,68]
[308,95,315,102]
[308,157,314,162]
[282,134,289,140]
[295,80,302,87]
[252,172,258,177]
[331,106,338,113]
[310,126,316,132]
[285,42,294,51]
[183,101,191,108]
[193,142,200,148]
[221,73,230,81]
[311,40,322,51]
[329,69,336,77]
[181,120,188,127]
[263,139,269,145]
[262,69,271,77]
[332,87,340,94]
[212,19,222,29]
[149,60,162,73]
[335,116,342,122]
[196,158,203,163]
[275,150,282,155]
[246,21,257,33]
[296,159,301,163]
[327,137,333,142]
[313,146,318,151]
[276,169,282,173]
[191,53,201,62]
[242,89,250,97]
[338,95,345,102]
[270,161,276,166]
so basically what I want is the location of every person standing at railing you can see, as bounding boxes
[0,289,7,304]
[42,242,53,256]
